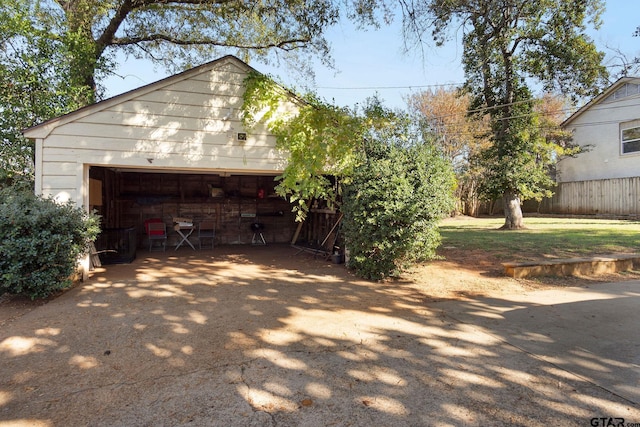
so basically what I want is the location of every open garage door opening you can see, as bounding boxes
[89,166,298,262]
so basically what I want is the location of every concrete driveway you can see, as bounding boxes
[1,245,639,426]
[433,282,640,406]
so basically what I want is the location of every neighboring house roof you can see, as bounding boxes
[562,76,640,128]
[23,55,299,140]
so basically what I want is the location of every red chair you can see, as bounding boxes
[145,218,167,251]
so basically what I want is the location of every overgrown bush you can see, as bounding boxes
[0,187,100,299]
[342,139,455,280]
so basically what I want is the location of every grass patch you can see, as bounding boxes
[439,216,640,261]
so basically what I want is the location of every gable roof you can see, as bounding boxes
[562,76,640,128]
[23,55,259,139]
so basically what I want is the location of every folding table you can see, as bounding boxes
[173,218,196,250]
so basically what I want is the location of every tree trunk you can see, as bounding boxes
[501,191,525,229]
[65,2,100,106]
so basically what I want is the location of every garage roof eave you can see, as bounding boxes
[98,165,284,176]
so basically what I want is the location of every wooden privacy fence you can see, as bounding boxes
[538,177,640,216]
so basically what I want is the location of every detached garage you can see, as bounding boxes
[23,55,312,259]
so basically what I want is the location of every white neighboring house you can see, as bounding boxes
[548,77,640,216]
[23,55,298,208]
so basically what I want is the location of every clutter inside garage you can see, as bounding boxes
[89,167,342,264]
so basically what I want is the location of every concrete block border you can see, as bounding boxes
[503,254,640,278]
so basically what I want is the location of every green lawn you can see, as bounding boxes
[439,216,640,261]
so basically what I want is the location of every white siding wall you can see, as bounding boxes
[558,95,640,183]
[34,58,295,206]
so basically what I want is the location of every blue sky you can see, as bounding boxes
[103,0,638,110]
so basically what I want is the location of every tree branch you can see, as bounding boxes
[95,0,238,56]
[111,34,312,51]
[95,0,135,55]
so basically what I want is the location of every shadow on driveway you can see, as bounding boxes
[434,282,640,405]
[1,245,638,426]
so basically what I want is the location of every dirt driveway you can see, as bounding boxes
[1,245,639,426]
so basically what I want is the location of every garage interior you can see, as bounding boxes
[89,166,342,263]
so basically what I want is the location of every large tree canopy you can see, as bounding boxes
[7,0,384,103]
[0,3,90,185]
[399,0,609,228]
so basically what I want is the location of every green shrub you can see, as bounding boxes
[0,187,100,299]
[342,139,455,280]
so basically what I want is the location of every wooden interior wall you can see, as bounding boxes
[300,210,341,248]
[90,168,297,247]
